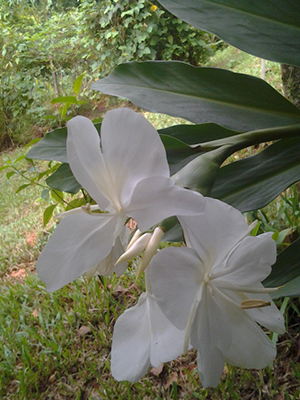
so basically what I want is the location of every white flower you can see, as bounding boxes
[149,197,285,388]
[111,269,186,382]
[37,108,204,292]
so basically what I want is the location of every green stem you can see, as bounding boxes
[11,165,75,209]
[200,124,300,153]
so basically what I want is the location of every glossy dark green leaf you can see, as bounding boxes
[158,0,300,66]
[264,239,300,298]
[46,163,81,194]
[92,62,300,131]
[159,123,241,145]
[210,137,300,212]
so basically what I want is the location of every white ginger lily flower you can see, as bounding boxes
[111,268,187,383]
[37,108,204,292]
[149,197,285,388]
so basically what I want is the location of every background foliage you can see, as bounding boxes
[0,0,216,148]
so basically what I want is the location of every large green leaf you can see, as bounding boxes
[264,239,300,298]
[158,0,300,66]
[92,62,300,131]
[210,137,300,212]
[46,163,81,194]
[26,127,68,162]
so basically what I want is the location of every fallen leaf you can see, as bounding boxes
[164,372,178,389]
[78,325,91,336]
[150,364,164,376]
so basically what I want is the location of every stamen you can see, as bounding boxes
[241,299,271,309]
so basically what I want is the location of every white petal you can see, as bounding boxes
[178,197,251,268]
[229,288,285,334]
[111,293,151,382]
[191,288,229,388]
[216,295,277,369]
[214,232,276,284]
[147,294,186,368]
[101,108,170,206]
[127,176,204,231]
[36,212,118,291]
[96,235,128,276]
[67,116,111,209]
[149,247,202,329]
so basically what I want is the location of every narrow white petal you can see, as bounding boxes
[148,295,186,368]
[191,288,229,388]
[127,176,204,232]
[149,247,202,329]
[100,108,170,207]
[111,294,151,382]
[37,212,118,292]
[67,116,111,209]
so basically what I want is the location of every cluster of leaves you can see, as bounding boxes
[0,0,216,148]
[23,0,300,299]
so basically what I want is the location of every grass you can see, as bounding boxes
[0,47,299,399]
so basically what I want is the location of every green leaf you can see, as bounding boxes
[41,188,50,200]
[26,126,68,162]
[51,96,78,105]
[211,137,300,212]
[43,204,57,227]
[50,189,64,204]
[73,73,85,96]
[264,239,300,298]
[157,0,300,66]
[15,183,31,193]
[65,197,86,211]
[46,163,81,194]
[92,61,300,131]
[6,171,16,179]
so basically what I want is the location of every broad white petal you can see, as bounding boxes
[212,292,277,369]
[37,212,117,292]
[191,288,229,388]
[111,293,151,382]
[149,247,202,329]
[178,198,251,268]
[67,116,110,209]
[101,108,170,207]
[148,294,186,368]
[127,177,204,232]
[214,233,276,284]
